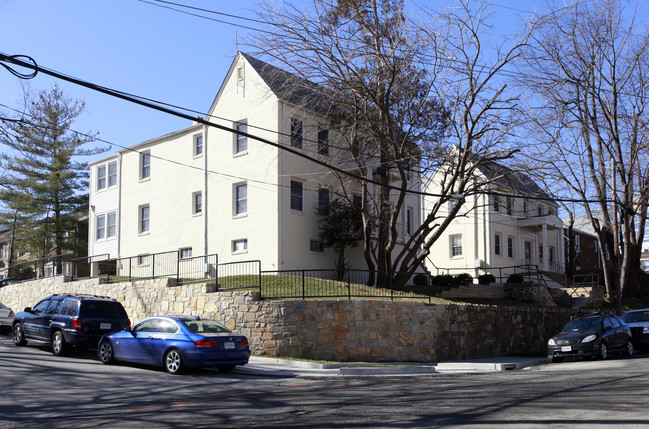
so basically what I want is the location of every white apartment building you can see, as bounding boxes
[88,52,422,272]
[423,161,565,278]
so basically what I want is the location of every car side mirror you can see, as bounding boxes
[125,326,131,332]
[24,307,32,313]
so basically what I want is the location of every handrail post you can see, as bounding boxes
[257,260,262,298]
[302,270,306,300]
[347,270,351,300]
[152,253,155,278]
[128,257,132,282]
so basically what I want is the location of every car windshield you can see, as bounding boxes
[182,319,231,334]
[79,301,128,318]
[622,311,649,323]
[561,318,601,332]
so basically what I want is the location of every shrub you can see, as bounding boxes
[432,274,456,286]
[456,273,473,286]
[478,274,496,285]
[413,273,430,286]
[506,273,525,284]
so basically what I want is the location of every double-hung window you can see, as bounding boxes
[494,233,502,256]
[140,151,151,180]
[193,192,202,215]
[235,183,247,215]
[97,165,107,190]
[406,207,413,235]
[318,128,329,155]
[290,118,303,148]
[194,135,203,156]
[290,180,303,211]
[96,212,116,240]
[180,248,192,259]
[450,235,462,257]
[96,215,106,240]
[318,188,329,215]
[507,236,514,258]
[140,205,150,234]
[97,161,117,190]
[235,122,248,153]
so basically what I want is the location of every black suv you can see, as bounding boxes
[12,294,130,356]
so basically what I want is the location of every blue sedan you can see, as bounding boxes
[98,316,250,374]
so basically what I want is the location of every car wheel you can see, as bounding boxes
[625,340,634,357]
[99,340,116,364]
[217,364,236,373]
[51,331,66,356]
[551,356,563,363]
[598,342,608,360]
[164,349,184,375]
[13,323,27,346]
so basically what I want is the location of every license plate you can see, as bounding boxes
[561,346,571,352]
[100,323,112,330]
[224,342,235,349]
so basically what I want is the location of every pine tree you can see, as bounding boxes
[0,85,101,272]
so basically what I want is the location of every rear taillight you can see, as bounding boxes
[72,318,82,331]
[194,340,218,348]
[241,338,249,346]
[127,320,131,327]
[9,310,15,317]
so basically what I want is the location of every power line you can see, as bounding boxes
[0,51,633,208]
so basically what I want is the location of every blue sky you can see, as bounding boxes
[0,0,546,164]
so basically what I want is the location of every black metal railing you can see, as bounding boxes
[102,251,219,286]
[213,260,262,291]
[258,269,431,301]
[0,252,99,281]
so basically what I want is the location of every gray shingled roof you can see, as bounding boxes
[477,161,555,203]
[241,53,332,115]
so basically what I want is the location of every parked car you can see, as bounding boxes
[0,301,15,334]
[12,294,130,355]
[622,308,649,352]
[547,313,633,362]
[98,316,250,374]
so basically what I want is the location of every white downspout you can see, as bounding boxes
[203,124,209,256]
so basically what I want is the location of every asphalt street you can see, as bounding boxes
[2,334,649,428]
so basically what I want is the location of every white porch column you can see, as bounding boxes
[541,224,548,272]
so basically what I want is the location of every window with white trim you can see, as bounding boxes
[494,233,502,256]
[140,151,151,180]
[234,183,247,215]
[507,236,514,258]
[290,117,303,148]
[235,122,247,154]
[233,239,248,253]
[310,240,325,253]
[193,192,202,215]
[96,212,116,241]
[493,195,500,212]
[96,214,105,240]
[450,235,462,257]
[97,161,117,190]
[139,205,150,234]
[318,188,329,215]
[194,135,203,156]
[290,180,303,211]
[575,235,581,252]
[318,128,329,155]
[180,247,192,259]
[138,254,150,266]
[406,207,413,235]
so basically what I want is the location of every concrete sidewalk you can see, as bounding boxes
[234,355,551,377]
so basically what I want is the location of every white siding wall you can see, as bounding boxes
[88,155,120,259]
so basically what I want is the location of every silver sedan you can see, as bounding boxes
[0,301,14,334]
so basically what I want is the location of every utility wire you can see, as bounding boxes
[0,51,632,208]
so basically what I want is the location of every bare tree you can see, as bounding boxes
[521,0,649,312]
[251,0,526,288]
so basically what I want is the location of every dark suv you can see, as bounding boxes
[12,294,130,356]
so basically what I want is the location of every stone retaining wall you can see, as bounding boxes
[0,276,572,362]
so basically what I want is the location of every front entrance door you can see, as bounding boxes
[524,241,532,264]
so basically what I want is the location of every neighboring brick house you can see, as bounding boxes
[88,52,422,273]
[563,214,614,284]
